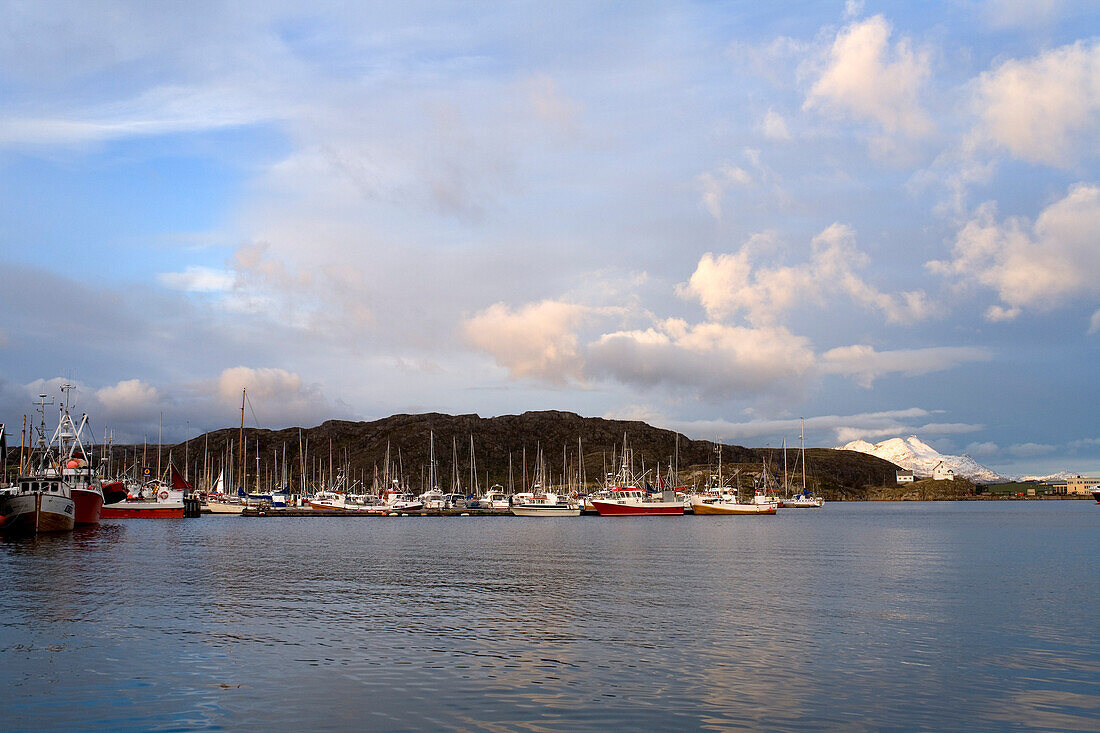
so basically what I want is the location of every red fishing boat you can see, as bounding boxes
[591,488,684,516]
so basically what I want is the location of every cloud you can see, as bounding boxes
[928,183,1100,318]
[697,164,753,219]
[463,300,592,383]
[803,15,933,138]
[982,0,1066,29]
[0,84,271,148]
[158,266,235,293]
[1090,309,1100,335]
[1008,442,1056,457]
[965,441,1000,457]
[602,406,982,446]
[761,109,791,141]
[678,223,935,326]
[587,319,816,398]
[820,344,992,387]
[95,379,162,420]
[973,39,1100,167]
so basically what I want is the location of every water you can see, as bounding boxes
[1,502,1097,731]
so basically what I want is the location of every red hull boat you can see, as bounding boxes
[71,486,104,524]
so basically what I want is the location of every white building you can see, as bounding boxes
[896,469,914,484]
[932,461,955,481]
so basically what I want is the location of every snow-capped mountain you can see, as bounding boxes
[835,435,1006,483]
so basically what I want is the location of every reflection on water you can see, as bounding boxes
[1,503,1097,731]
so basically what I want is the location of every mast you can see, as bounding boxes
[801,417,808,495]
[237,388,246,491]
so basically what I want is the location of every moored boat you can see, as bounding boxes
[0,476,76,533]
[591,488,684,516]
[510,490,581,516]
[101,463,188,519]
[690,493,777,515]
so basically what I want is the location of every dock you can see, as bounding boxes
[237,507,517,517]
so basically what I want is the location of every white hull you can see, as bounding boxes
[511,504,581,517]
[784,496,824,508]
[206,500,246,514]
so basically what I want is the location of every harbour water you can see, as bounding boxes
[1,502,1097,731]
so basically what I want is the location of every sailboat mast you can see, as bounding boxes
[237,388,246,491]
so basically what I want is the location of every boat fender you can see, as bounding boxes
[159,490,169,501]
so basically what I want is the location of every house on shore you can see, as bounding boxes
[932,461,955,481]
[896,469,915,484]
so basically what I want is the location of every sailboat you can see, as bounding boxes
[510,446,581,516]
[205,471,245,514]
[784,419,824,508]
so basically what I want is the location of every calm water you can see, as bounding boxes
[1,502,1097,732]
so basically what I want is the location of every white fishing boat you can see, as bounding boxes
[510,489,580,517]
[691,490,777,515]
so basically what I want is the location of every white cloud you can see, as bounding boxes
[604,406,982,446]
[819,344,993,387]
[95,379,162,419]
[844,1,865,19]
[973,39,1100,167]
[928,183,1100,318]
[762,109,791,141]
[211,366,339,428]
[697,164,753,219]
[966,441,1000,457]
[803,15,933,138]
[158,266,235,293]
[463,300,591,383]
[587,318,816,398]
[678,223,934,326]
[1008,442,1056,457]
[1090,309,1100,335]
[0,84,271,148]
[982,0,1068,31]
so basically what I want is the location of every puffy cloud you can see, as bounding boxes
[928,184,1100,318]
[462,300,591,383]
[1090,309,1100,335]
[965,441,1000,457]
[210,367,340,428]
[678,224,934,326]
[819,344,992,387]
[803,15,933,138]
[158,266,235,293]
[95,379,162,419]
[587,319,816,398]
[973,40,1099,167]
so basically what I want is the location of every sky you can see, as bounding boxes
[0,0,1097,477]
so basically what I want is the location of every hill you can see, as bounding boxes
[4,410,907,499]
[169,410,901,499]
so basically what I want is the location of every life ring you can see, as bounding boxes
[159,490,169,501]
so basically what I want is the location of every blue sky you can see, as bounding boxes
[0,0,1097,476]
